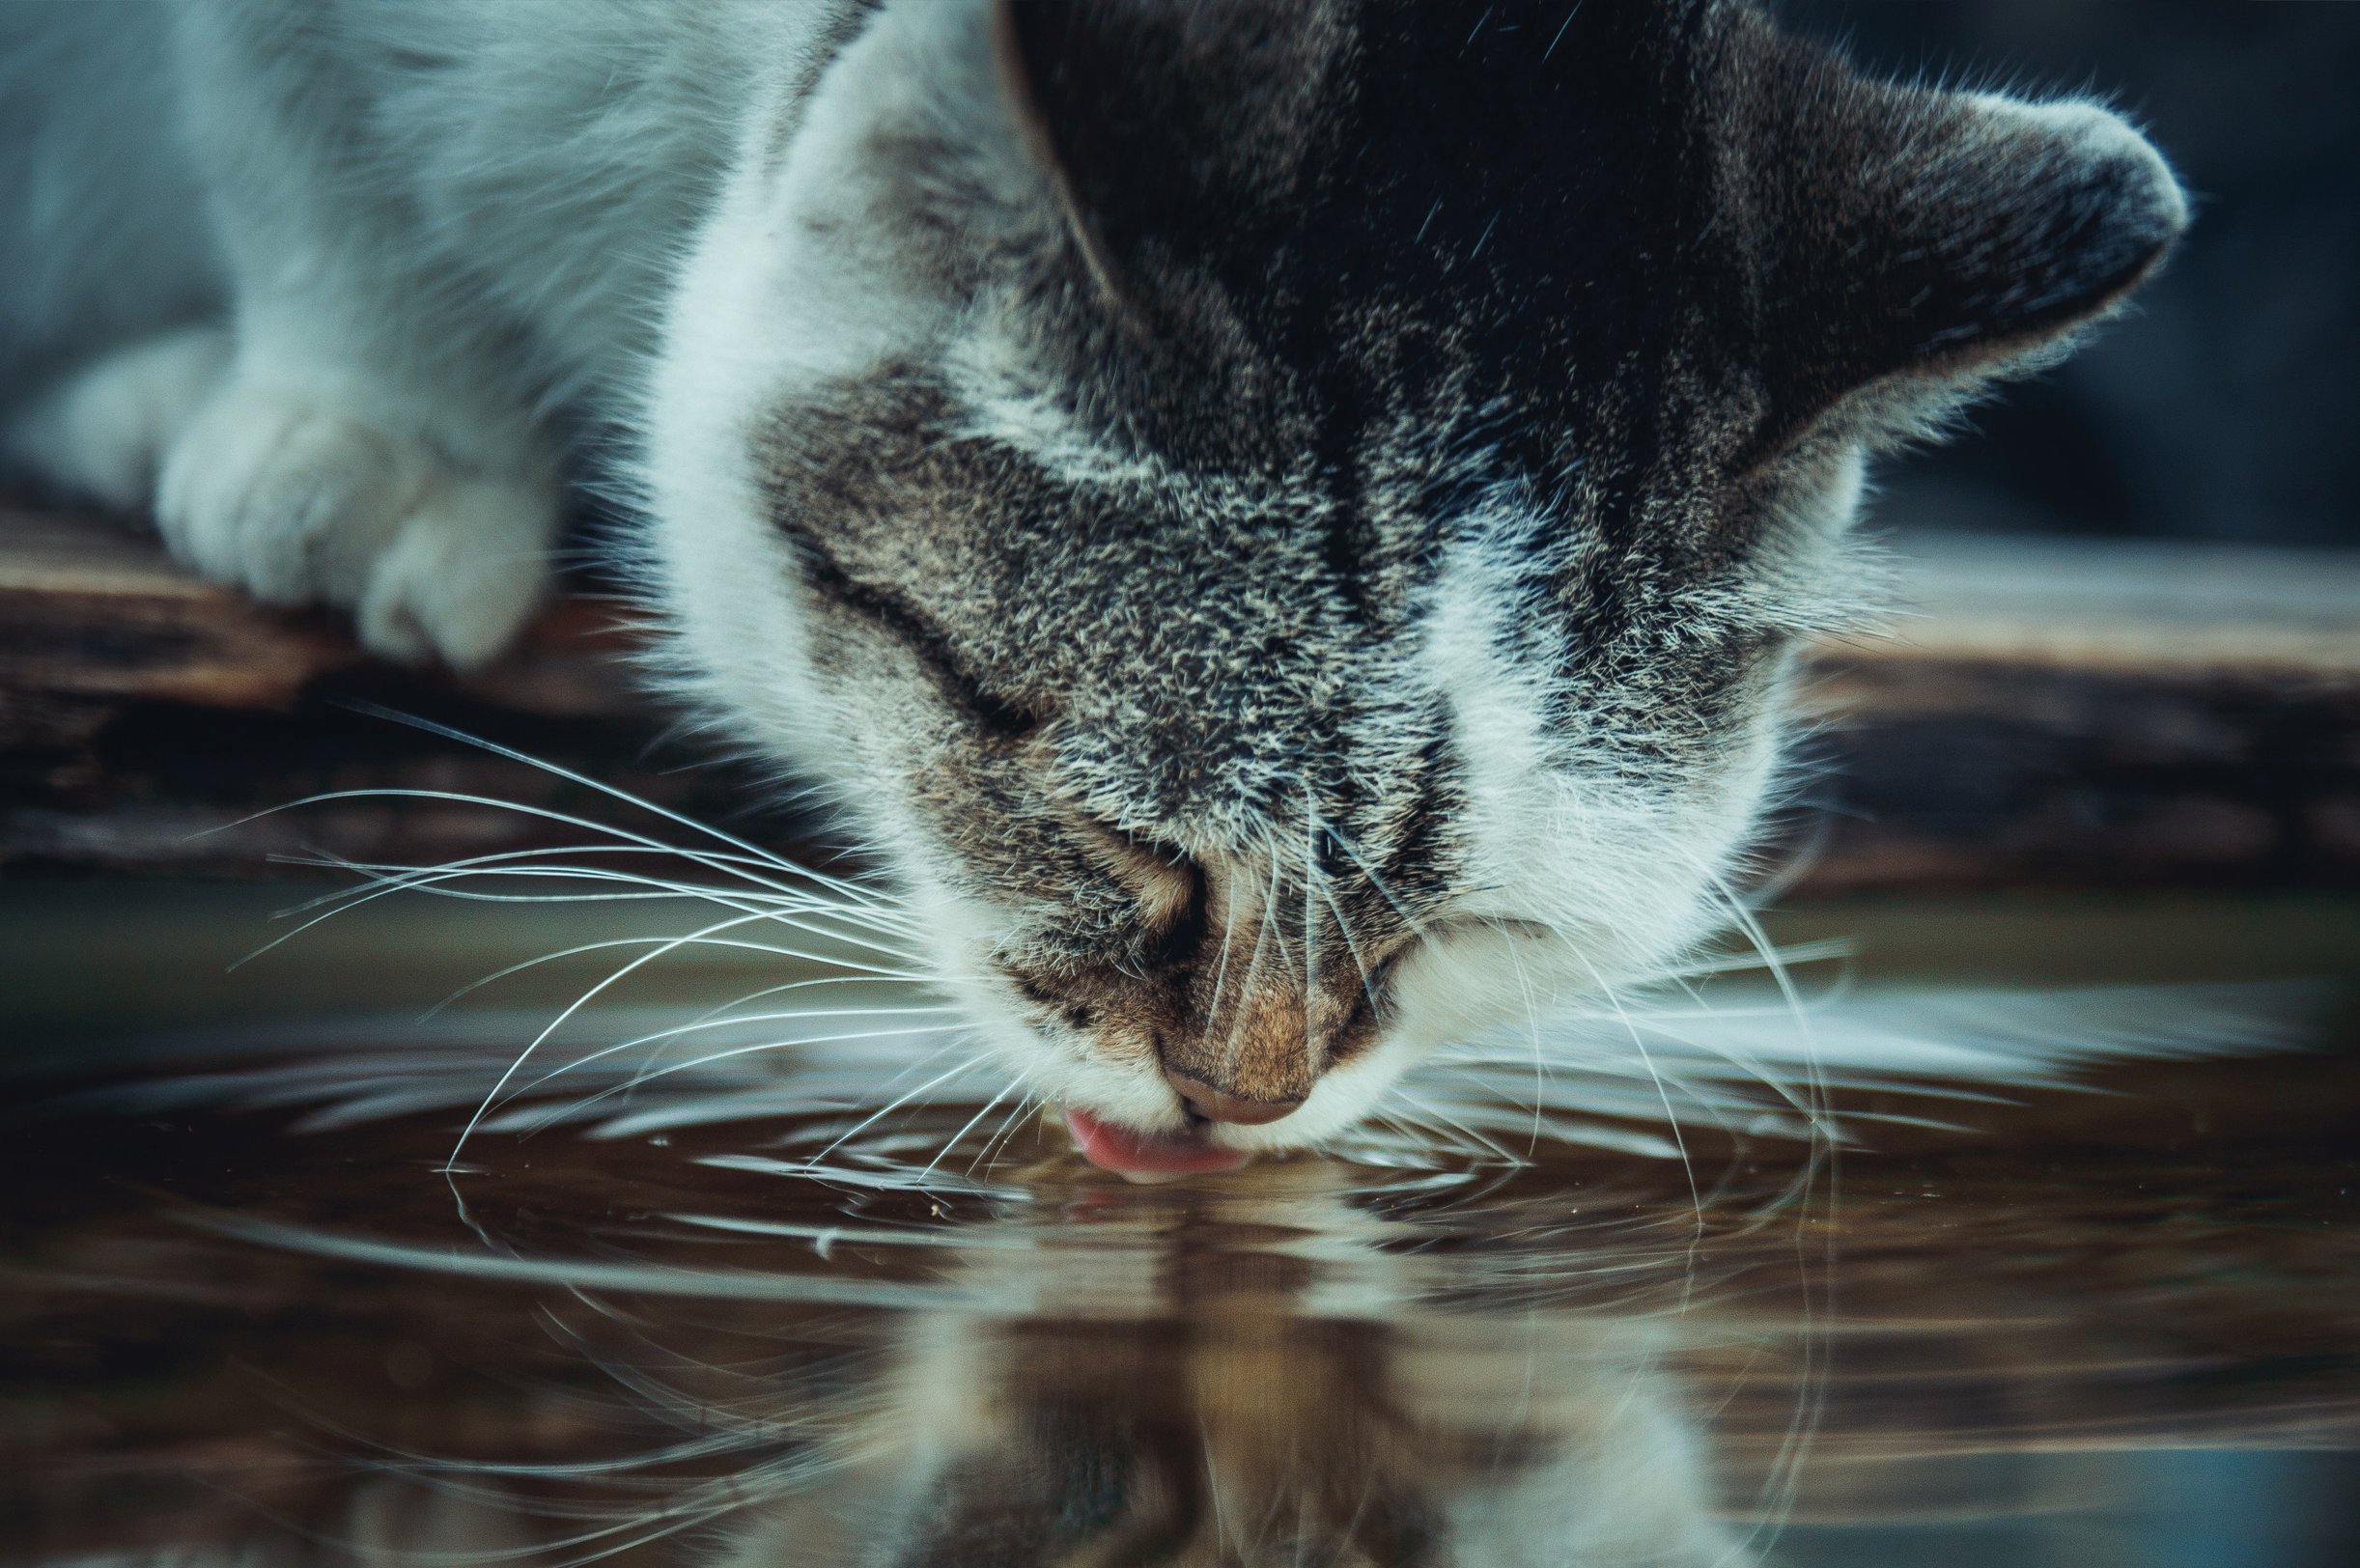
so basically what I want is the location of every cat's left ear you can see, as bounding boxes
[1734,20,2189,450]
[988,0,1128,310]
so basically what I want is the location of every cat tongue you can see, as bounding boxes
[1064,1107,1248,1181]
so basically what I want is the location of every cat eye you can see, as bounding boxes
[783,523,1044,738]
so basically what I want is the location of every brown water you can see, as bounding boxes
[3,885,2357,1566]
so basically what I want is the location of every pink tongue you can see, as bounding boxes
[1064,1107,1248,1178]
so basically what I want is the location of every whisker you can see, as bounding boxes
[917,1076,1023,1180]
[440,902,900,1230]
[1302,786,1318,1004]
[218,784,889,921]
[224,826,912,980]
[331,702,895,910]
[971,1091,1046,1174]
[799,1053,1007,1170]
[427,928,930,1029]
[280,851,925,956]
[1318,822,1432,939]
[1216,858,1281,1080]
[1314,871,1382,1044]
[505,1003,965,1106]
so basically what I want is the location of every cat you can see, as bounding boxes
[0,1,2186,1175]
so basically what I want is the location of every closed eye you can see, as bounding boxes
[779,521,1043,737]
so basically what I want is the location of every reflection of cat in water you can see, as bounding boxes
[714,1309,1737,1565]
[0,1,2185,1173]
[351,1169,1757,1568]
[718,1181,1745,1566]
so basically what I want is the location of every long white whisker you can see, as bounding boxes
[442,905,861,1231]
[1318,822,1430,938]
[267,838,913,927]
[1217,859,1280,1080]
[917,1077,1021,1180]
[1302,788,1318,1004]
[971,1091,1044,1173]
[221,813,909,977]
[1315,873,1381,1037]
[276,850,924,956]
[330,702,896,910]
[426,931,929,1028]
[214,785,881,917]
[800,1054,1001,1170]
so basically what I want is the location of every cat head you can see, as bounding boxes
[643,0,2185,1166]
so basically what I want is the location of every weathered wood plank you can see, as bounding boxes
[0,509,359,732]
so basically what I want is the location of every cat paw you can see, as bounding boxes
[4,327,232,511]
[155,382,553,669]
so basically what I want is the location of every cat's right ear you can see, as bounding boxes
[1736,24,2189,453]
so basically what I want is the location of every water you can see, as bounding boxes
[3,883,2357,1566]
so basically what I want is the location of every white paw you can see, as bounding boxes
[155,382,553,668]
[355,474,553,668]
[4,327,232,511]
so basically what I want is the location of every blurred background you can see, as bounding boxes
[1782,0,2360,546]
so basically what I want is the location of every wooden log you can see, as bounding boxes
[0,509,358,742]
[0,507,767,880]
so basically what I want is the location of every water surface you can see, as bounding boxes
[2,887,2355,1565]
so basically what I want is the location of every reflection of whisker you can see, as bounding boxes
[183,1211,992,1308]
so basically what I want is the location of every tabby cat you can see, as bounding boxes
[0,1,2185,1173]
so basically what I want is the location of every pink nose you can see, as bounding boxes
[1164,1069,1303,1125]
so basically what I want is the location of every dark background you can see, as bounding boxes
[1779,0,2360,546]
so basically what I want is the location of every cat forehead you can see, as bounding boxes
[857,2,1841,514]
[1016,3,1763,306]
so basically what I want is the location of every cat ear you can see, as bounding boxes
[988,0,1128,310]
[990,0,1330,309]
[1741,41,2189,447]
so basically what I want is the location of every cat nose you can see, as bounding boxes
[1164,1068,1303,1125]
